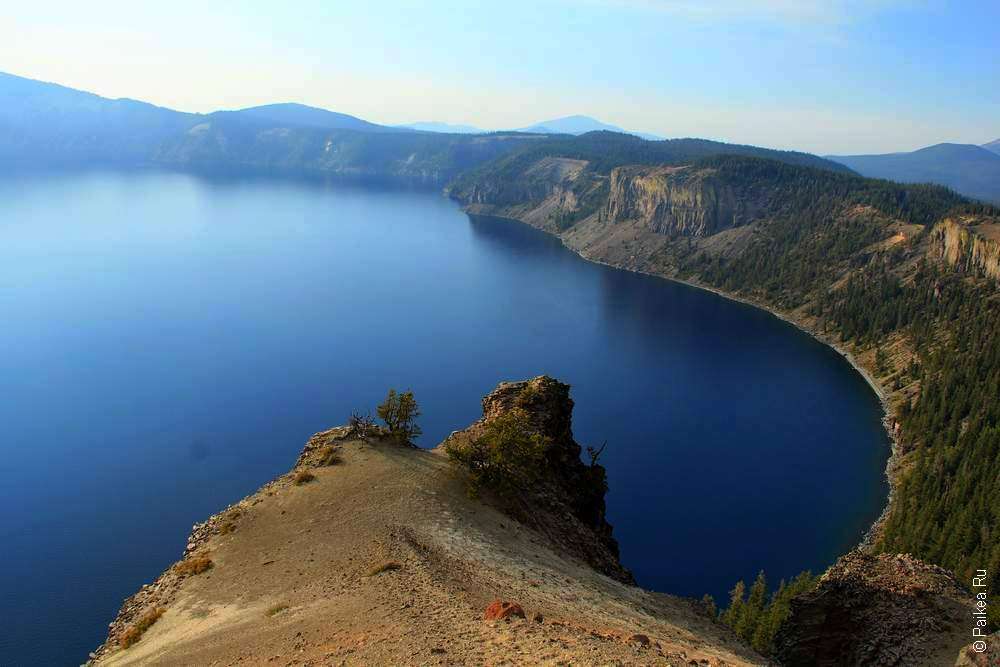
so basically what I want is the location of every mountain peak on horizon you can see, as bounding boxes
[516,115,663,141]
[983,138,1000,156]
[233,102,408,133]
[829,141,1000,203]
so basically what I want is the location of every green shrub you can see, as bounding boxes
[376,389,422,443]
[718,570,817,656]
[445,407,552,497]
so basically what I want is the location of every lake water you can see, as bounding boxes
[0,169,890,664]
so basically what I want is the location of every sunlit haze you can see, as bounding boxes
[3,0,997,154]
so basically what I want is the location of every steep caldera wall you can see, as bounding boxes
[604,165,762,237]
[928,216,1000,281]
[451,153,1000,664]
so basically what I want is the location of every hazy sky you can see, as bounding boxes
[2,0,997,154]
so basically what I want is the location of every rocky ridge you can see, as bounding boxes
[929,216,1000,282]
[773,551,972,666]
[90,378,761,666]
[442,376,631,584]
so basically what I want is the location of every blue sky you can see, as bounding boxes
[2,0,997,153]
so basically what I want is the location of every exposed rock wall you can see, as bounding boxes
[454,157,589,209]
[773,551,972,666]
[442,376,632,584]
[604,165,761,237]
[929,217,1000,281]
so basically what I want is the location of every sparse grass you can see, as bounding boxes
[317,444,342,466]
[120,607,165,649]
[266,604,289,617]
[174,556,213,576]
[218,521,236,535]
[366,560,402,577]
[293,470,316,485]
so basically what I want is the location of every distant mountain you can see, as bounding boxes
[983,139,1000,156]
[516,115,663,141]
[0,70,197,164]
[153,113,532,182]
[397,121,485,134]
[829,143,1000,203]
[234,103,404,133]
[0,71,529,180]
[0,71,842,184]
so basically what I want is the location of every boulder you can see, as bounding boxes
[484,600,526,621]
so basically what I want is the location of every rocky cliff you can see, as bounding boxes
[773,551,972,666]
[604,165,762,236]
[928,216,1000,281]
[442,376,631,583]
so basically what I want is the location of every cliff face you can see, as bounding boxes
[605,165,761,237]
[445,376,630,583]
[457,157,589,208]
[773,551,972,666]
[928,217,1000,281]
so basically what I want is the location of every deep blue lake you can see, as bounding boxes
[0,169,889,664]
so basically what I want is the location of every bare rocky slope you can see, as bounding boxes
[773,552,972,666]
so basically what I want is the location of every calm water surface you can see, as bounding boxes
[0,170,890,664]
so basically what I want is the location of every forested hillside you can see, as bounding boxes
[450,145,1000,598]
[680,160,1000,585]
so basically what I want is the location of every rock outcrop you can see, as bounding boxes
[483,600,526,621]
[604,165,762,237]
[773,551,972,666]
[928,216,1000,282]
[441,375,633,584]
[90,376,761,666]
[454,157,589,209]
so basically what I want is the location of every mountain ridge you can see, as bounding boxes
[829,142,1000,203]
[234,102,408,133]
[0,72,850,185]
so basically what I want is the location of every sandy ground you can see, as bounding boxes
[95,432,761,666]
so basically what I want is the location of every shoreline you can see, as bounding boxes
[466,207,899,550]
